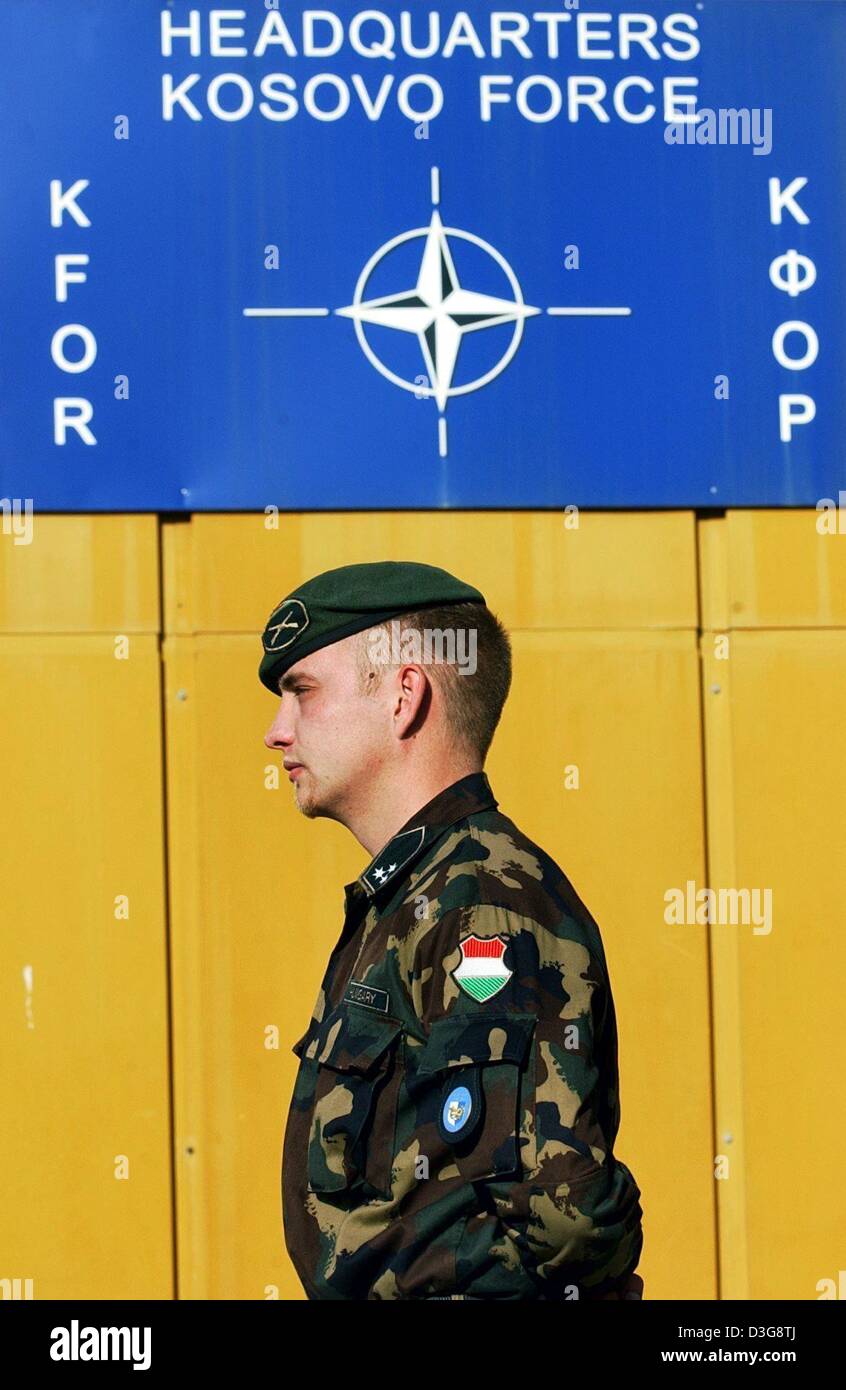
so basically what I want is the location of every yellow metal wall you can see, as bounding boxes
[2,509,843,1301]
[699,513,846,1300]
[0,517,173,1299]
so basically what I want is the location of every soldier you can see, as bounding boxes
[260,560,644,1301]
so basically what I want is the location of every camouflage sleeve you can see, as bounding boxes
[404,899,644,1300]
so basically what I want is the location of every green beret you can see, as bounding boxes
[259,560,486,694]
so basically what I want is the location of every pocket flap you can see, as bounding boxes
[297,1001,403,1074]
[416,1011,536,1075]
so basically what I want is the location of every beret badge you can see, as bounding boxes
[262,597,309,653]
[258,561,486,694]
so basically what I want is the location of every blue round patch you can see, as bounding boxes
[442,1084,473,1135]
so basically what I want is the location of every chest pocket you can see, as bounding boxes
[293,1001,403,1199]
[413,1012,537,1184]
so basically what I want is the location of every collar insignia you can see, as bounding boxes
[360,825,427,896]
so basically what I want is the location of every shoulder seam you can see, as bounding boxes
[466,819,552,934]
[466,822,608,979]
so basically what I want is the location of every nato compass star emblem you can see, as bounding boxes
[243,166,631,459]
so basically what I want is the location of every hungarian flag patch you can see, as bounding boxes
[451,934,513,1003]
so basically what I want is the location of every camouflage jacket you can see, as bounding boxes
[281,770,643,1300]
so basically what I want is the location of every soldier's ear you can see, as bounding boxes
[393,663,431,737]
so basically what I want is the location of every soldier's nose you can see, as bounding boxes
[264,714,292,750]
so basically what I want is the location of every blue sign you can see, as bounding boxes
[1,1,843,510]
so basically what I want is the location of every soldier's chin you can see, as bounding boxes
[293,779,324,819]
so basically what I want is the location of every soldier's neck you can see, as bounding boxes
[350,755,482,858]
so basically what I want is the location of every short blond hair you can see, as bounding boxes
[354,600,512,762]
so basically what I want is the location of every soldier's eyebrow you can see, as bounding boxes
[279,669,319,693]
